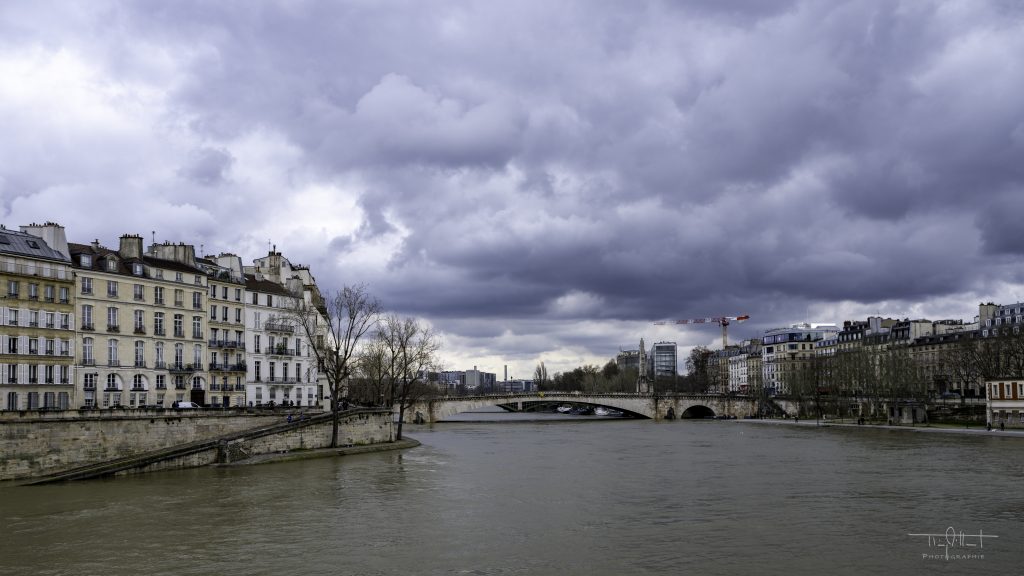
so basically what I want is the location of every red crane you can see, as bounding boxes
[653,315,751,349]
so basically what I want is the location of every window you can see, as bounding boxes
[133,374,145,390]
[210,305,216,320]
[44,285,54,302]
[28,283,38,300]
[28,338,38,354]
[235,288,241,301]
[193,344,202,367]
[210,284,217,298]
[174,343,184,367]
[59,365,68,384]
[254,361,261,381]
[7,309,17,326]
[235,308,241,323]
[107,307,119,331]
[269,362,276,382]
[6,279,17,297]
[107,259,118,272]
[221,306,228,321]
[155,342,164,366]
[108,339,119,365]
[156,374,166,389]
[107,280,118,297]
[175,272,183,283]
[154,312,165,336]
[134,284,144,301]
[84,373,96,390]
[254,335,261,353]
[174,289,184,307]
[222,286,228,299]
[174,314,184,337]
[59,286,69,303]
[6,337,16,354]
[29,310,38,327]
[45,312,54,328]
[81,277,92,294]
[154,286,164,305]
[135,341,145,367]
[133,263,144,276]
[192,291,202,309]
[80,254,92,267]
[252,292,258,305]
[192,316,202,339]
[134,310,145,333]
[106,373,119,390]
[60,339,69,356]
[83,338,94,362]
[266,294,273,307]
[45,338,54,355]
[194,275,202,286]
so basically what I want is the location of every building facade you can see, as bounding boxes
[0,224,76,410]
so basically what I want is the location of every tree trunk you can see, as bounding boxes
[396,403,405,440]
[330,385,340,448]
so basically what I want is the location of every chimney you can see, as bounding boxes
[119,234,144,260]
[20,222,70,260]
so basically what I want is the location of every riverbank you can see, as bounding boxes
[737,417,1024,437]
[214,438,421,467]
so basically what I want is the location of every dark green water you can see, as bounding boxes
[2,414,1021,575]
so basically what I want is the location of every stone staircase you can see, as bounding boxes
[19,409,359,485]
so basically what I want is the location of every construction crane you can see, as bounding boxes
[653,315,751,349]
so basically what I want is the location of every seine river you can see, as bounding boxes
[2,410,1022,575]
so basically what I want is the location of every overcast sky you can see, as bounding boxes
[2,1,1024,378]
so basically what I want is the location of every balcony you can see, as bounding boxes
[83,383,96,390]
[154,361,167,369]
[134,294,145,302]
[44,296,55,303]
[29,321,38,327]
[154,298,165,305]
[154,328,166,336]
[174,300,184,308]
[169,363,197,374]
[7,378,17,384]
[81,323,94,331]
[81,359,96,366]
[134,327,146,335]
[265,347,296,356]
[134,361,146,368]
[264,322,294,334]
[45,322,55,329]
[107,324,120,333]
[60,323,70,330]
[107,360,121,368]
[174,330,185,338]
[59,298,69,304]
[81,288,92,295]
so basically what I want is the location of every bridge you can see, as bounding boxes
[404,393,760,423]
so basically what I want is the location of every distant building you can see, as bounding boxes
[650,341,677,380]
[761,323,838,395]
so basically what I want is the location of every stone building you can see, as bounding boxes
[0,224,76,410]
[244,249,321,408]
[198,254,248,407]
[69,236,210,408]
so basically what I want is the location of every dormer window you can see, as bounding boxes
[107,259,118,272]
[81,255,92,268]
[133,263,144,276]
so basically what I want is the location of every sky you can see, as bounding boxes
[2,1,1024,379]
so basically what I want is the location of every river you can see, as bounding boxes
[1,410,1022,575]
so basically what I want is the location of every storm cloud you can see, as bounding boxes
[2,0,1023,376]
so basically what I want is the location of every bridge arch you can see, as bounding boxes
[680,405,716,419]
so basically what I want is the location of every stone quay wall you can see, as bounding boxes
[0,409,394,481]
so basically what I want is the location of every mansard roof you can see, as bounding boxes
[0,228,70,263]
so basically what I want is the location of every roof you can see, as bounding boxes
[0,228,70,263]
[68,242,205,276]
[245,274,294,297]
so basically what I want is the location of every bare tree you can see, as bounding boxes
[288,284,381,447]
[373,314,442,440]
[533,361,550,390]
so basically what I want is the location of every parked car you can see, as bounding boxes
[172,401,202,409]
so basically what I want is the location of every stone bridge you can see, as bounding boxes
[404,393,759,423]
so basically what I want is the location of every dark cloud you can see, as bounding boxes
[3,0,1024,375]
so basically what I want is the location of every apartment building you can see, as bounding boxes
[0,224,75,410]
[70,236,210,408]
[199,254,247,407]
[761,323,838,395]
